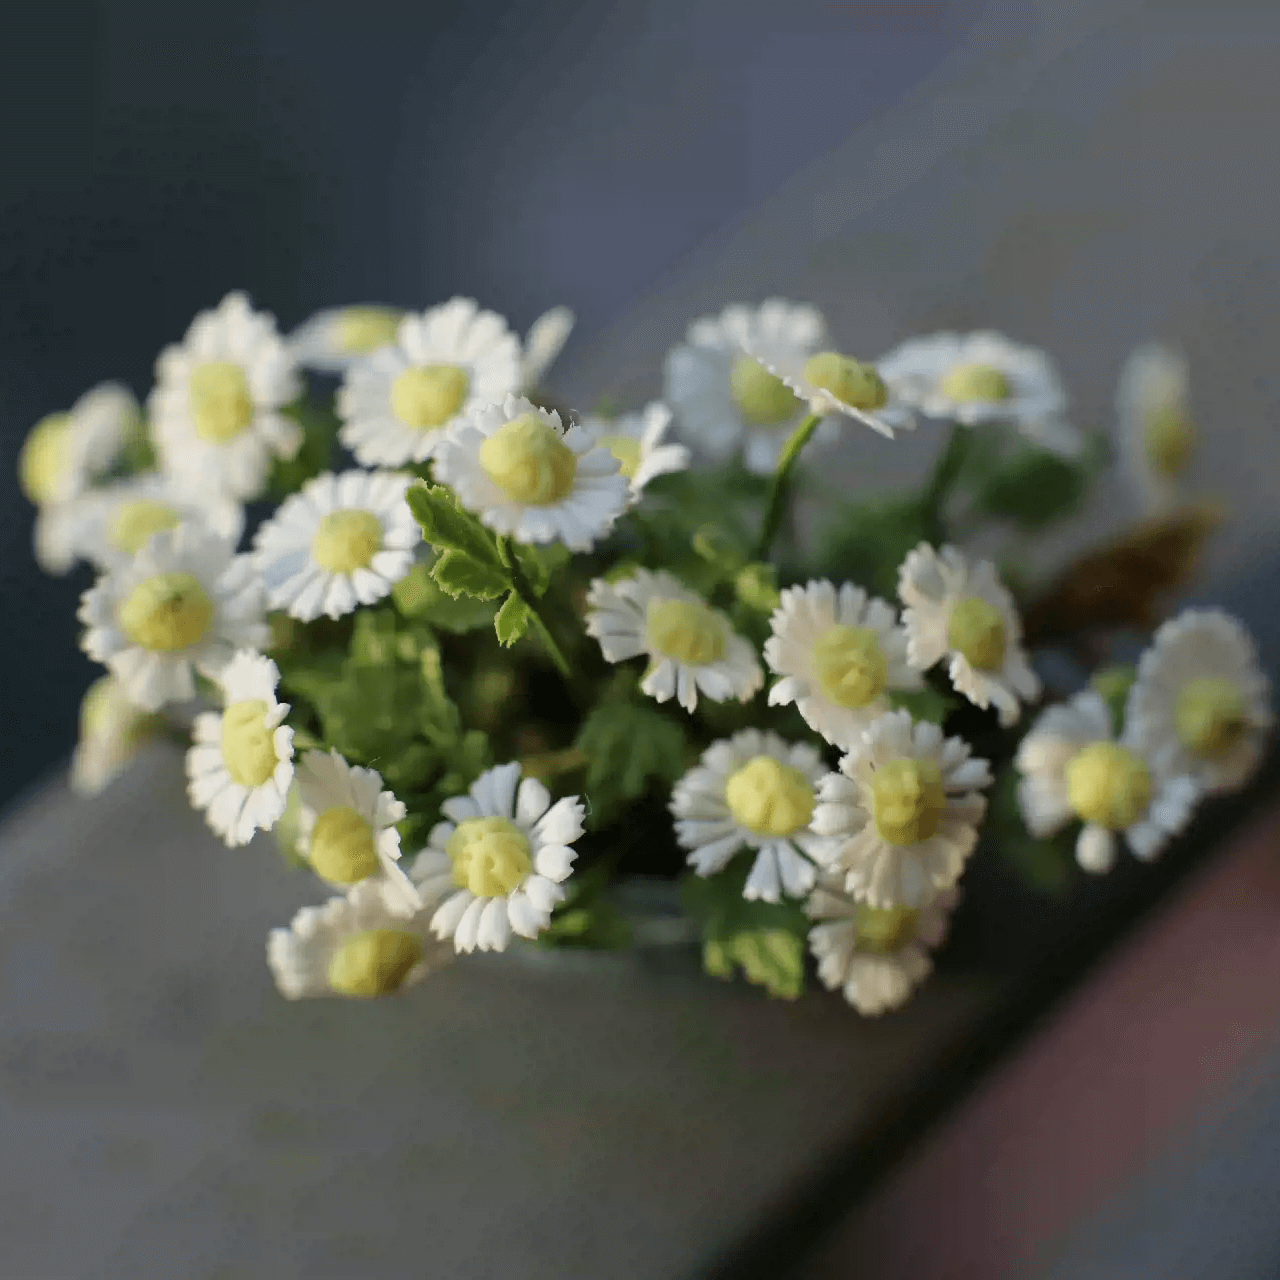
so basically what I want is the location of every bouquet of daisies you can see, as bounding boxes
[22,291,1273,1013]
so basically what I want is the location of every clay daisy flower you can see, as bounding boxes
[186,650,295,848]
[252,469,420,621]
[70,675,161,796]
[576,401,690,501]
[584,568,764,712]
[288,305,405,373]
[337,295,522,467]
[809,709,992,908]
[1116,343,1195,514]
[764,579,923,750]
[411,761,585,953]
[432,393,629,551]
[670,729,828,902]
[898,542,1040,728]
[1015,689,1200,874]
[520,305,575,390]
[78,523,268,711]
[149,291,303,500]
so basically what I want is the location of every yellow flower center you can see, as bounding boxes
[338,306,401,354]
[390,363,470,429]
[1176,676,1246,757]
[311,508,383,574]
[940,362,1011,403]
[109,499,182,555]
[947,596,1007,671]
[730,356,802,425]
[646,597,726,665]
[802,352,888,410]
[190,362,254,443]
[327,929,424,998]
[309,805,381,885]
[478,413,578,505]
[1143,404,1195,479]
[119,572,214,652]
[811,624,888,708]
[220,698,278,788]
[854,902,920,954]
[1065,743,1152,829]
[596,433,642,479]
[725,755,815,837]
[446,816,532,898]
[18,412,73,504]
[871,758,946,846]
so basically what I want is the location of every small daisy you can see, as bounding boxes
[410,761,585,953]
[1016,689,1200,874]
[898,542,1040,728]
[252,469,420,621]
[876,330,1081,457]
[520,305,575,390]
[432,393,629,551]
[294,749,421,914]
[670,729,829,902]
[584,568,764,712]
[576,400,690,501]
[70,675,160,796]
[807,881,959,1016]
[288,304,406,373]
[78,523,268,711]
[337,296,523,467]
[1126,609,1272,796]
[1116,343,1195,514]
[186,650,295,847]
[267,878,453,1001]
[764,579,923,751]
[809,709,992,909]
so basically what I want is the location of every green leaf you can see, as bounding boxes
[574,702,689,826]
[816,497,931,601]
[888,687,957,725]
[494,592,532,647]
[392,560,498,632]
[977,449,1089,530]
[431,549,510,600]
[406,483,504,566]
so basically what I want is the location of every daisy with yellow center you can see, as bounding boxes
[410,761,586,953]
[808,709,992,909]
[78,524,268,711]
[1115,343,1196,514]
[186,650,295,847]
[70,675,161,796]
[764,579,923,750]
[432,394,630,551]
[337,295,523,467]
[897,542,1040,728]
[670,729,829,902]
[576,401,690,502]
[584,568,764,713]
[149,291,303,501]
[287,304,406,373]
[251,469,420,621]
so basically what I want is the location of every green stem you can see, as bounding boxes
[753,412,821,563]
[497,537,589,700]
[920,423,971,544]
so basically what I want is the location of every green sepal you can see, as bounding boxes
[494,592,532,647]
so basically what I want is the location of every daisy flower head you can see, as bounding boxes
[252,469,420,621]
[764,579,923,750]
[186,650,295,847]
[267,878,453,1001]
[337,296,523,467]
[149,291,303,501]
[876,330,1081,457]
[78,523,268,711]
[1116,343,1195,514]
[411,762,585,953]
[809,709,992,909]
[70,675,161,796]
[670,729,828,903]
[1126,609,1272,796]
[576,400,690,501]
[432,393,629,551]
[898,542,1040,728]
[1015,689,1200,874]
[807,881,959,1016]
[288,305,406,373]
[584,568,764,712]
[520,305,575,391]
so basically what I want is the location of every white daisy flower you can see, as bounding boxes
[185,650,295,848]
[876,330,1082,457]
[288,305,406,373]
[1126,609,1272,796]
[69,675,161,796]
[1015,689,1200,874]
[432,393,629,551]
[807,881,959,1016]
[670,729,828,903]
[521,305,575,390]
[267,877,453,1001]
[337,296,523,467]
[809,709,992,909]
[898,542,1040,728]
[764,579,923,751]
[410,761,585,953]
[294,749,421,914]
[78,523,268,712]
[1116,343,1195,514]
[576,400,690,501]
[584,568,764,712]
[251,468,420,621]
